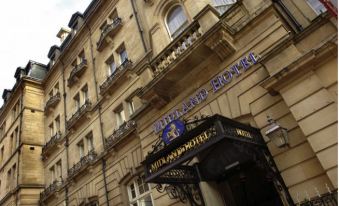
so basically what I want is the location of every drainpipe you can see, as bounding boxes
[60,59,69,206]
[101,159,110,205]
[131,0,148,53]
[273,0,303,32]
[84,17,110,206]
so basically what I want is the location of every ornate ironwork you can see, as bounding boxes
[42,131,62,157]
[96,17,123,51]
[40,179,64,202]
[156,183,204,206]
[67,59,88,86]
[66,99,91,129]
[99,59,133,94]
[147,115,210,156]
[154,166,199,184]
[67,150,97,180]
[104,120,136,149]
[45,92,61,112]
[299,190,337,206]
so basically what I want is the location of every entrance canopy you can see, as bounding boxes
[143,114,266,184]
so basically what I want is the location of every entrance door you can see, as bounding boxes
[218,164,283,206]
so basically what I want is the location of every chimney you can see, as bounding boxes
[57,27,71,43]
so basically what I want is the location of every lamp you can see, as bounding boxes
[265,116,289,148]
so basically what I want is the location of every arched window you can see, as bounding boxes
[166,5,188,38]
[213,0,237,14]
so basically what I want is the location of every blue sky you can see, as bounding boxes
[0,0,92,105]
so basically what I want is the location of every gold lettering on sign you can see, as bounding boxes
[149,131,212,173]
[236,128,252,139]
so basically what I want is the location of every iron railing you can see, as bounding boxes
[105,120,136,149]
[66,99,91,129]
[299,191,337,206]
[45,92,61,111]
[67,59,88,86]
[42,131,62,156]
[40,179,63,201]
[68,150,97,180]
[99,59,133,94]
[97,17,123,51]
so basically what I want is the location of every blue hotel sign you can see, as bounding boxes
[153,52,259,134]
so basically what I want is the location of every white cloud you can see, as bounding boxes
[0,0,92,105]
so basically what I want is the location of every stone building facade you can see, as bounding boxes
[0,0,337,205]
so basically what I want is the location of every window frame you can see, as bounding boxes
[77,140,85,159]
[106,55,116,76]
[114,105,126,128]
[306,0,327,15]
[127,176,154,206]
[164,4,189,39]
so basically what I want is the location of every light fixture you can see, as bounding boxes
[265,116,289,148]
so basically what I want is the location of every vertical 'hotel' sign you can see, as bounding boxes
[153,52,259,134]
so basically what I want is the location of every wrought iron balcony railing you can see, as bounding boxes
[42,131,62,157]
[99,59,133,95]
[97,17,123,51]
[66,99,91,130]
[67,59,88,87]
[45,92,61,112]
[298,190,337,206]
[105,120,137,149]
[152,22,202,77]
[40,179,64,202]
[68,150,97,180]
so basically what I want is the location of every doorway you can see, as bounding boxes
[217,163,284,206]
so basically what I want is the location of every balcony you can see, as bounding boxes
[97,17,123,52]
[138,5,236,108]
[40,180,64,202]
[42,132,62,158]
[66,100,91,130]
[99,59,133,95]
[67,59,88,87]
[45,92,61,114]
[298,190,337,206]
[68,150,97,181]
[104,120,137,150]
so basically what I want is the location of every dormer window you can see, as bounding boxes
[166,5,188,39]
[73,22,78,35]
[50,55,56,68]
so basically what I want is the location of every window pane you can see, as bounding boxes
[140,195,153,206]
[128,100,135,115]
[130,183,136,199]
[109,61,116,75]
[213,0,236,14]
[120,49,128,63]
[306,0,327,15]
[167,6,188,37]
[138,180,145,195]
